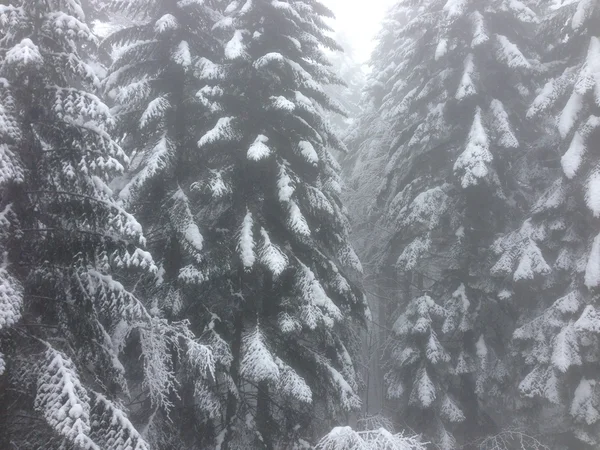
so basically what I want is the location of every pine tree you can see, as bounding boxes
[491,1,600,446]
[0,1,213,447]
[102,0,226,447]
[347,0,544,447]
[180,0,369,447]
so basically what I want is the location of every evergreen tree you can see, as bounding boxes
[103,0,226,447]
[492,1,600,446]
[347,0,545,447]
[187,0,369,447]
[0,1,213,447]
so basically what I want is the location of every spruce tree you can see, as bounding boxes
[492,1,600,446]
[186,0,368,447]
[348,0,544,447]
[0,1,213,448]
[103,0,227,447]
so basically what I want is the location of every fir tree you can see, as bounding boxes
[347,0,544,447]
[186,0,369,447]
[492,1,600,446]
[0,1,213,447]
[102,0,226,447]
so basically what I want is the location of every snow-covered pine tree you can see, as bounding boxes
[0,1,213,447]
[102,0,225,447]
[491,1,600,446]
[350,0,545,447]
[185,0,369,447]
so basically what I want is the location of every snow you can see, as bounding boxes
[154,14,179,33]
[298,263,342,323]
[48,12,94,41]
[173,40,191,67]
[247,134,271,160]
[585,233,600,288]
[555,291,581,314]
[69,404,83,419]
[575,305,600,333]
[259,228,288,277]
[288,201,311,236]
[571,0,595,30]
[532,178,567,213]
[183,221,203,252]
[495,34,531,69]
[453,284,470,321]
[298,140,319,165]
[443,0,468,18]
[0,261,23,330]
[294,90,313,107]
[441,395,466,423]
[238,210,256,269]
[254,52,285,69]
[92,394,150,450]
[586,171,600,217]
[240,0,254,14]
[186,340,215,378]
[240,326,280,383]
[5,38,43,68]
[471,11,489,48]
[270,95,296,111]
[490,99,519,148]
[315,426,425,450]
[570,379,599,425]
[196,57,222,80]
[119,134,173,204]
[411,366,436,408]
[35,347,92,445]
[455,53,477,100]
[558,92,584,138]
[476,335,488,359]
[511,237,550,281]
[454,107,492,188]
[551,325,581,372]
[225,30,246,60]
[275,357,312,403]
[0,144,23,186]
[277,165,295,202]
[324,362,361,411]
[435,39,448,60]
[396,236,431,271]
[198,117,236,147]
[140,95,170,128]
[562,127,587,178]
[426,331,450,364]
[504,0,538,23]
[402,186,448,229]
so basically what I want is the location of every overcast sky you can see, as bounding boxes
[323,0,396,62]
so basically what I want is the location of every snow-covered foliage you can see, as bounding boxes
[178,0,368,446]
[101,0,367,447]
[0,1,215,447]
[315,426,425,450]
[487,0,600,445]
[343,0,547,447]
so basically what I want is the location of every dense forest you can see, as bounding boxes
[0,0,599,449]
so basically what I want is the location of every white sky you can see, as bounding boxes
[323,0,396,62]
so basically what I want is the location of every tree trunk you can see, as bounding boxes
[256,380,273,449]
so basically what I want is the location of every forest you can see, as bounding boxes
[0,0,599,449]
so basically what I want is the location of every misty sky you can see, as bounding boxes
[323,0,397,62]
